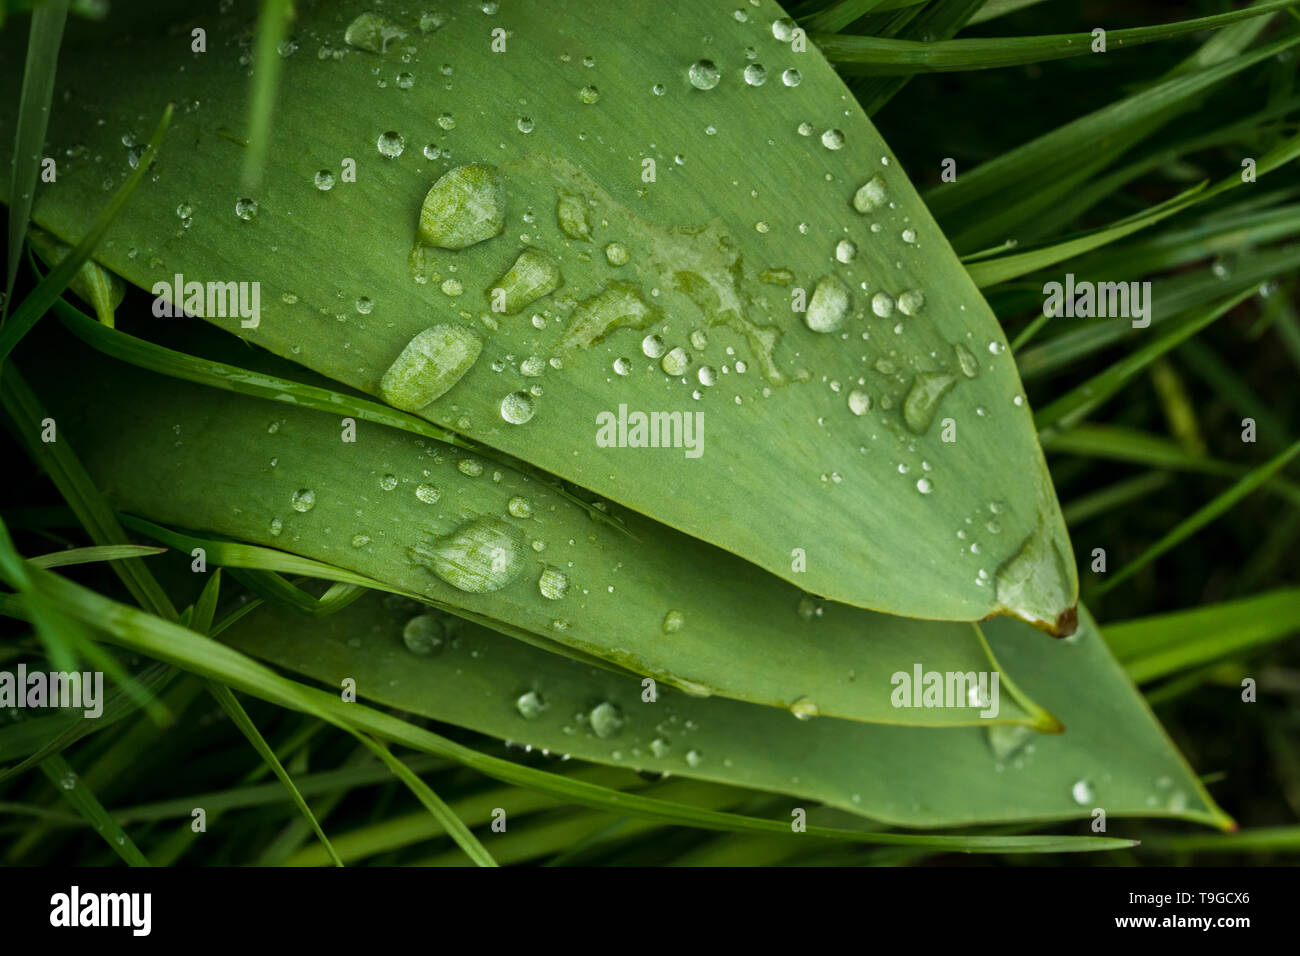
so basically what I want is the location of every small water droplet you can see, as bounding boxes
[743,63,767,86]
[848,389,872,416]
[415,483,441,504]
[685,748,704,768]
[1071,779,1095,805]
[515,690,547,720]
[805,275,849,333]
[291,488,316,512]
[853,174,887,213]
[377,130,406,158]
[663,609,686,633]
[790,697,819,720]
[500,391,535,425]
[578,84,600,104]
[688,59,721,90]
[821,129,845,150]
[402,613,447,655]
[234,197,259,221]
[781,68,801,86]
[835,239,857,263]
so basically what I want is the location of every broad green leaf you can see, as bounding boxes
[220,589,1228,831]
[0,0,1078,631]
[23,337,1052,729]
[16,559,1126,853]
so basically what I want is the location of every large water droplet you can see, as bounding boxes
[410,517,526,593]
[500,391,535,424]
[954,343,979,377]
[291,488,316,512]
[743,63,767,86]
[821,129,845,150]
[538,565,569,600]
[805,275,849,333]
[902,371,958,434]
[590,701,624,738]
[490,247,563,314]
[418,164,505,250]
[661,346,689,376]
[344,12,407,53]
[688,60,720,90]
[897,289,925,316]
[379,325,483,412]
[853,174,887,213]
[515,690,547,720]
[556,191,591,241]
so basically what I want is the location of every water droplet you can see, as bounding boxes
[418,164,505,250]
[515,690,546,720]
[1071,779,1095,805]
[410,517,526,593]
[773,17,796,40]
[902,371,958,434]
[234,197,259,221]
[663,609,686,633]
[661,347,689,376]
[916,477,933,494]
[852,174,887,213]
[379,325,483,412]
[402,613,447,655]
[351,533,371,548]
[355,296,373,315]
[590,701,624,738]
[436,112,457,130]
[490,247,563,314]
[835,239,857,264]
[685,748,704,768]
[604,242,630,266]
[578,84,600,104]
[290,488,316,512]
[380,473,399,491]
[697,365,717,386]
[507,496,532,518]
[538,565,569,600]
[650,737,671,758]
[642,334,666,359]
[743,63,767,86]
[790,697,819,720]
[688,60,721,90]
[458,459,483,477]
[556,191,591,241]
[897,289,925,316]
[500,391,535,425]
[781,68,801,87]
[954,344,979,378]
[516,115,535,134]
[848,389,872,416]
[871,291,895,318]
[901,228,917,244]
[395,71,415,89]
[59,770,78,790]
[377,130,405,158]
[805,275,849,333]
[415,483,441,504]
[613,356,632,376]
[344,12,407,53]
[821,129,845,150]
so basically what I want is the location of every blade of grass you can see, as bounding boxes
[3,0,67,322]
[1094,439,1300,595]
